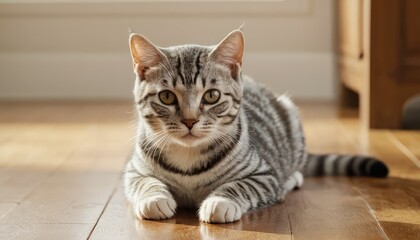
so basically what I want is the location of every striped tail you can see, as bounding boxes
[303,154,389,178]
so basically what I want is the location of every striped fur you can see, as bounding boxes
[304,154,388,178]
[124,30,388,223]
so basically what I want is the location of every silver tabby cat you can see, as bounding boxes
[124,29,388,223]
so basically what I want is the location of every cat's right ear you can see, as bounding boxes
[129,33,166,79]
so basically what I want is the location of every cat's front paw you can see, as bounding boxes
[134,196,177,220]
[199,196,242,223]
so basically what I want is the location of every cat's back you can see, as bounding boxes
[241,75,306,178]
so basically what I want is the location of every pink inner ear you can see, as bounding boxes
[130,34,164,76]
[210,31,244,80]
[230,63,240,80]
[211,30,244,66]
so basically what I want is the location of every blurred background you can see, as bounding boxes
[0,0,419,129]
[0,0,334,101]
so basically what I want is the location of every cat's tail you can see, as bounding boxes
[303,153,389,178]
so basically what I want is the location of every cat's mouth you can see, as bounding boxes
[181,133,200,140]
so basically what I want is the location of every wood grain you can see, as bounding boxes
[1,102,420,239]
[286,178,388,240]
[337,116,420,240]
[352,177,420,240]
[90,186,292,240]
[0,204,16,220]
[0,223,92,240]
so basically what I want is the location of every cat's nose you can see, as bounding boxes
[181,119,199,130]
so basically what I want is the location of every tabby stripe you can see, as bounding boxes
[267,177,278,198]
[217,113,237,119]
[324,155,337,175]
[247,134,281,176]
[333,155,342,174]
[345,156,358,176]
[249,177,272,199]
[243,101,284,139]
[242,180,264,207]
[243,111,281,161]
[200,134,231,154]
[358,158,369,176]
[244,92,282,125]
[222,116,238,125]
[271,98,294,146]
[222,156,253,182]
[250,169,273,177]
[219,148,254,182]
[177,56,186,85]
[200,114,242,155]
[224,188,240,200]
[187,117,241,175]
[220,186,241,203]
[224,93,241,104]
[235,182,252,203]
[149,116,242,176]
[193,52,201,84]
[137,92,157,105]
[128,175,141,192]
[244,97,286,139]
[201,145,252,188]
[201,78,206,88]
[146,146,193,175]
[209,101,229,116]
[336,155,353,175]
[314,154,327,176]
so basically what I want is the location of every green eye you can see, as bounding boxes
[202,89,221,104]
[159,90,177,105]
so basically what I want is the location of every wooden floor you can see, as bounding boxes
[0,102,419,240]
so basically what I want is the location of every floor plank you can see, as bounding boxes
[0,204,16,220]
[1,102,419,239]
[0,124,90,203]
[351,177,420,240]
[0,223,92,240]
[389,131,420,168]
[286,177,388,240]
[337,118,420,240]
[89,186,292,240]
[0,172,119,224]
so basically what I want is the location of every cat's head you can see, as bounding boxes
[129,29,244,147]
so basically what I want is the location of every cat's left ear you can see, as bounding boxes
[210,30,244,79]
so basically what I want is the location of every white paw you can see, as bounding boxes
[283,171,304,195]
[293,171,304,188]
[134,196,177,220]
[199,196,242,223]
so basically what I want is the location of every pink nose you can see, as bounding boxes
[181,119,199,130]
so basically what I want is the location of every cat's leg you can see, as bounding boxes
[278,171,304,201]
[284,171,304,191]
[199,175,278,223]
[124,163,176,220]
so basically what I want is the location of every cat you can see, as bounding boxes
[123,29,388,223]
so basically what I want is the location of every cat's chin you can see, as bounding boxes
[174,133,207,147]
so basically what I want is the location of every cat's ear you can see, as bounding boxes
[129,33,166,79]
[210,30,244,78]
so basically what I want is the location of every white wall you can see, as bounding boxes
[0,0,335,100]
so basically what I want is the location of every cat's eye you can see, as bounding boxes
[202,89,221,104]
[159,90,177,105]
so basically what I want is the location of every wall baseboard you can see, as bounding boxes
[0,52,335,101]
